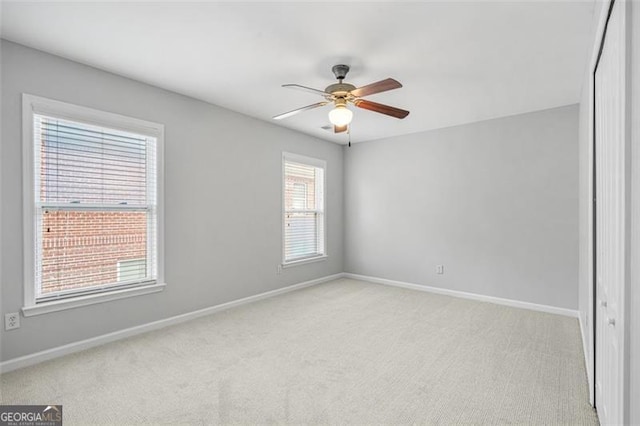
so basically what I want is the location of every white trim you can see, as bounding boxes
[24,94,163,138]
[21,94,166,311]
[281,255,328,269]
[22,283,166,317]
[344,273,579,318]
[629,0,640,422]
[22,95,37,308]
[579,314,594,407]
[1,273,344,374]
[282,152,326,169]
[156,122,166,296]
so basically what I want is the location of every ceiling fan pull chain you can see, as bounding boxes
[348,126,351,147]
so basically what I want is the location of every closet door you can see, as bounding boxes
[594,1,627,424]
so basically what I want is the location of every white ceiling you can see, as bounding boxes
[1,1,596,144]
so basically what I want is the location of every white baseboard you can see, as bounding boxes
[0,273,344,374]
[344,273,579,318]
[579,314,595,405]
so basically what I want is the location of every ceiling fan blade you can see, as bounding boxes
[273,102,328,120]
[350,78,402,98]
[282,84,330,97]
[334,125,348,133]
[354,99,409,119]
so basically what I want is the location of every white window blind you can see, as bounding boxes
[283,154,325,263]
[33,114,158,302]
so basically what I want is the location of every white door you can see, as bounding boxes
[594,1,627,424]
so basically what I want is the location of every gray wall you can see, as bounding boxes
[0,40,343,361]
[1,40,583,364]
[344,105,579,309]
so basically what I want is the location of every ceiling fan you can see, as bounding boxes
[273,64,410,133]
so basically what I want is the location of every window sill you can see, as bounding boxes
[282,255,328,269]
[22,282,166,317]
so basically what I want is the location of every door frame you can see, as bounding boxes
[591,0,616,409]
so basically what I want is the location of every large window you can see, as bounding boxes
[282,153,326,265]
[22,95,164,315]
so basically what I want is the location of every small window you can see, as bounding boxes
[283,153,326,264]
[22,94,164,314]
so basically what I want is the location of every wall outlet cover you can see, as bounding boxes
[5,312,20,330]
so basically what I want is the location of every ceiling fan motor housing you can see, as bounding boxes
[332,64,350,81]
[325,82,356,98]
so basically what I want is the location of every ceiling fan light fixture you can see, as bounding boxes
[328,105,353,126]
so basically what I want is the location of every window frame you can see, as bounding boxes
[281,152,327,267]
[21,94,165,317]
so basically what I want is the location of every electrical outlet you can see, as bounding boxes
[277,264,283,275]
[5,312,20,331]
[436,265,444,275]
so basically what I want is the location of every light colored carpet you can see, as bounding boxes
[1,278,598,425]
